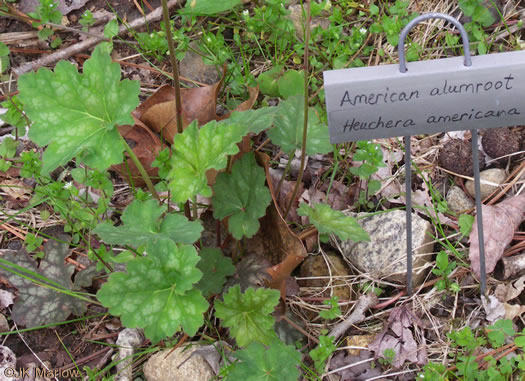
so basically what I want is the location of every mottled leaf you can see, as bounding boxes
[298,203,370,242]
[0,239,94,327]
[93,199,202,248]
[97,239,208,344]
[167,120,246,203]
[18,44,139,173]
[196,248,235,297]
[179,0,242,15]
[212,153,271,239]
[267,95,332,155]
[215,285,279,347]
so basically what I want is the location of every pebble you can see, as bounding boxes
[446,186,474,213]
[465,168,507,199]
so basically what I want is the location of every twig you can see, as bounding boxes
[13,0,182,76]
[328,292,378,341]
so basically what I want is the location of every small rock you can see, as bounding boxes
[332,210,434,286]
[0,315,8,333]
[298,252,352,305]
[0,346,17,381]
[143,345,215,381]
[288,5,330,40]
[446,186,474,213]
[179,42,220,85]
[465,168,507,199]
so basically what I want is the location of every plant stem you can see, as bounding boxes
[120,135,160,201]
[284,0,310,219]
[192,196,198,221]
[276,149,295,197]
[161,0,184,134]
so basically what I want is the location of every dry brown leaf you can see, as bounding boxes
[469,194,525,277]
[134,67,226,144]
[112,117,165,186]
[368,305,427,368]
[250,152,307,295]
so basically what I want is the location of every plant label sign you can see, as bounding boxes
[324,50,525,143]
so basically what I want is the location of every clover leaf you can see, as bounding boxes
[18,43,140,174]
[0,238,95,328]
[97,239,208,344]
[212,153,271,239]
[93,199,202,248]
[298,203,370,242]
[225,339,301,381]
[267,95,332,155]
[196,248,235,297]
[215,285,280,347]
[167,120,246,203]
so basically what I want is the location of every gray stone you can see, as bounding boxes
[288,5,330,40]
[179,42,220,85]
[446,186,474,213]
[144,345,215,381]
[465,168,507,199]
[331,210,434,286]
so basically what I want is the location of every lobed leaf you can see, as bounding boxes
[167,120,246,203]
[298,203,370,242]
[93,199,202,248]
[196,248,235,297]
[97,239,208,344]
[215,285,280,347]
[225,339,301,381]
[0,238,95,327]
[212,153,271,239]
[18,44,139,174]
[267,95,332,155]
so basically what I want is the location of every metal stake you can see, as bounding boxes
[471,130,487,294]
[405,136,413,296]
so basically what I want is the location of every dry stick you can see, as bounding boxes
[283,1,311,219]
[12,0,182,76]
[328,292,378,341]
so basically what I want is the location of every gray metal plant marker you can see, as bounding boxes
[324,13,525,295]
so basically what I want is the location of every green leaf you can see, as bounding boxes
[93,199,202,248]
[0,137,18,158]
[0,42,9,56]
[215,285,280,347]
[486,319,515,348]
[225,339,301,381]
[212,153,271,239]
[310,335,337,373]
[104,19,119,39]
[167,120,246,203]
[458,214,474,236]
[226,107,277,135]
[196,248,235,297]
[268,95,332,155]
[0,238,93,327]
[297,203,370,242]
[277,70,304,99]
[0,96,27,129]
[18,44,140,174]
[180,0,242,15]
[256,65,283,97]
[97,239,208,344]
[436,251,448,272]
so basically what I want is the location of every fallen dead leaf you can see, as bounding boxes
[469,194,525,277]
[112,117,165,186]
[134,66,226,143]
[368,305,427,368]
